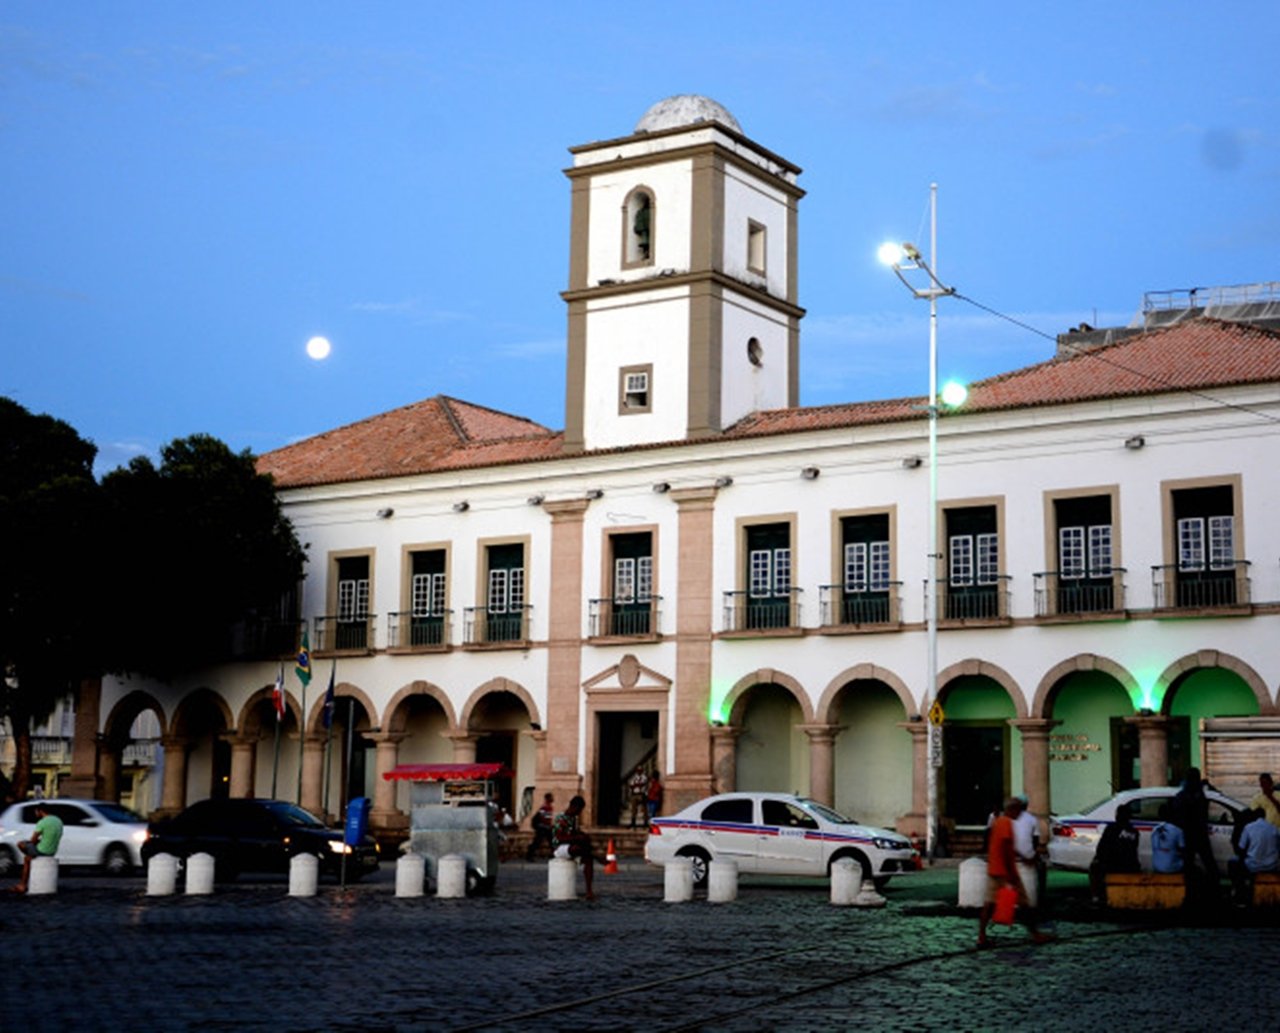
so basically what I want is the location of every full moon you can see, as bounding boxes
[306,336,332,361]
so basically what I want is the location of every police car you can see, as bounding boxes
[1047,786,1245,871]
[645,792,916,888]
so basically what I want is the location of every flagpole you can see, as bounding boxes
[322,660,336,819]
[271,664,283,798]
[341,696,355,888]
[296,676,307,805]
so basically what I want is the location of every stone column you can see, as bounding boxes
[1126,714,1171,788]
[668,486,719,812]
[799,724,844,807]
[368,732,408,830]
[60,677,103,799]
[1010,717,1061,838]
[524,729,550,815]
[444,730,479,763]
[709,726,742,795]
[300,732,328,815]
[543,500,590,813]
[158,736,190,817]
[227,734,258,798]
[896,720,929,838]
[98,738,120,803]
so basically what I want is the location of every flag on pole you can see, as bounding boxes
[322,660,336,730]
[295,628,312,688]
[273,665,286,721]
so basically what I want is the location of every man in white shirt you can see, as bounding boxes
[1011,795,1044,910]
[1230,808,1280,904]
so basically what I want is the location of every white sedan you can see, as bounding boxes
[1048,786,1245,872]
[645,792,917,887]
[0,798,149,876]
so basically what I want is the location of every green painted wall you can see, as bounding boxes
[736,684,808,795]
[1047,671,1131,815]
[833,681,911,829]
[941,676,1022,803]
[1170,668,1259,769]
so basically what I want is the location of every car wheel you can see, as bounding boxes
[102,844,133,876]
[0,846,18,878]
[677,847,711,888]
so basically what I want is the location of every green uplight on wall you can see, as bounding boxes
[1128,666,1166,713]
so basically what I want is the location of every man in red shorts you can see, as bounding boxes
[978,796,1052,947]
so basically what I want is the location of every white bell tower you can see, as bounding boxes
[562,95,804,453]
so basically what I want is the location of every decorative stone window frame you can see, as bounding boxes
[618,363,653,415]
[747,219,767,276]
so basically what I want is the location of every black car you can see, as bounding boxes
[142,798,379,881]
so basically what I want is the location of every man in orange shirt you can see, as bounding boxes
[978,797,1052,947]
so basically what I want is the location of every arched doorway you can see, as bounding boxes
[734,683,808,795]
[386,693,452,818]
[1167,667,1260,778]
[939,675,1019,828]
[831,680,910,828]
[101,692,165,816]
[1044,671,1134,814]
[323,695,376,818]
[468,690,534,817]
[171,689,233,807]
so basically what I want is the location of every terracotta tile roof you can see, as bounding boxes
[258,319,1280,488]
[728,318,1280,439]
[257,396,558,488]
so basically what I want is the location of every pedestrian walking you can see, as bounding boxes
[978,797,1052,947]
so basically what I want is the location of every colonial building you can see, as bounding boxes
[82,96,1280,842]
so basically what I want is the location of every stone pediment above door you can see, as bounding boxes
[583,653,672,696]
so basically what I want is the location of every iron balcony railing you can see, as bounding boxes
[31,737,71,764]
[122,740,159,766]
[235,618,303,659]
[1152,561,1251,609]
[313,614,377,652]
[722,589,803,632]
[588,597,662,638]
[387,610,453,649]
[818,583,902,627]
[929,576,1013,621]
[464,605,532,645]
[1033,569,1127,616]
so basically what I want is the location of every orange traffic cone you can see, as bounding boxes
[603,839,619,874]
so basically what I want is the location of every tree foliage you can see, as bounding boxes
[101,434,305,679]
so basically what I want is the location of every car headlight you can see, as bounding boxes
[873,837,909,850]
[327,841,352,855]
[132,830,148,844]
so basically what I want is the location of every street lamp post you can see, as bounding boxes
[879,183,955,860]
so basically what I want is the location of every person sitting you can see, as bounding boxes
[551,795,604,900]
[525,792,556,861]
[1089,802,1140,903]
[1151,804,1187,875]
[13,801,63,894]
[1229,808,1280,905]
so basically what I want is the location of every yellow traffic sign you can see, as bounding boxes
[928,700,945,726]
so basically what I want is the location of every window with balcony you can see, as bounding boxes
[593,531,656,637]
[726,520,799,631]
[944,504,1006,620]
[1050,494,1117,614]
[390,547,449,649]
[837,512,895,624]
[333,554,371,650]
[1159,482,1247,608]
[474,541,527,644]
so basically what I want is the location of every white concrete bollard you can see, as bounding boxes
[958,856,988,908]
[664,857,694,903]
[289,853,319,897]
[396,853,427,898]
[547,857,578,901]
[28,856,58,895]
[436,853,468,899]
[707,859,738,903]
[186,852,216,895]
[830,857,862,906]
[146,853,179,896]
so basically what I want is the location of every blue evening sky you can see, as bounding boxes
[2,3,1276,474]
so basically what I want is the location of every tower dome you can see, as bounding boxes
[634,95,741,135]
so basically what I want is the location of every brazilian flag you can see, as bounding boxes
[295,628,312,688]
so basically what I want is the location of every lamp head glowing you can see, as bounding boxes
[877,241,905,266]
[940,380,969,408]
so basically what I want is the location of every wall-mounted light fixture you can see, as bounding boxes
[801,466,820,480]
[452,501,470,513]
[585,488,604,500]
[652,481,671,494]
[714,475,733,489]
[1125,435,1145,451]
[527,494,545,506]
[375,507,394,519]
[902,456,923,469]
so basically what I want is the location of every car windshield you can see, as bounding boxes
[90,802,144,824]
[265,802,326,828]
[801,800,858,825]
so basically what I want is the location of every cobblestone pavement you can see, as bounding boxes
[2,860,1275,1032]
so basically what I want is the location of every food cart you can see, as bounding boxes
[383,762,512,893]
